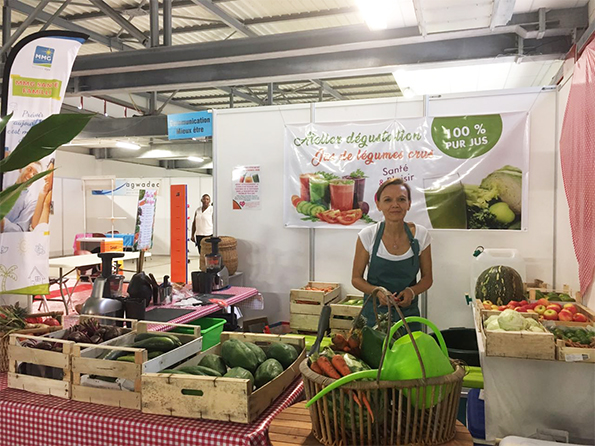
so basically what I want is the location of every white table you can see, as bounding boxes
[47,252,151,314]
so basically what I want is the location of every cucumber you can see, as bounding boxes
[301,202,314,216]
[103,349,129,361]
[116,351,161,362]
[131,337,178,352]
[134,332,182,346]
[178,365,222,377]
[296,201,308,213]
[310,205,325,217]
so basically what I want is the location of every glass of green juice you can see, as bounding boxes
[309,175,330,207]
[423,174,467,229]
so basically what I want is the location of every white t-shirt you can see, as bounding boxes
[358,222,431,262]
[194,205,213,237]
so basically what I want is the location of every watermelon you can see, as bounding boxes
[475,265,524,305]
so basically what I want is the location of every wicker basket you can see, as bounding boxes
[0,311,63,372]
[301,288,465,446]
[200,236,238,275]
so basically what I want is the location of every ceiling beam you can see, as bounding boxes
[66,13,577,97]
[309,79,346,100]
[189,0,258,38]
[88,0,148,45]
[6,0,136,51]
[217,86,263,105]
[78,115,168,139]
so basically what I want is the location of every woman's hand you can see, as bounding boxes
[394,287,415,307]
[376,289,394,306]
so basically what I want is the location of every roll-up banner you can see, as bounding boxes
[284,113,529,230]
[0,31,87,295]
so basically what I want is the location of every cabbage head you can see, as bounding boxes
[498,309,524,331]
[486,320,501,331]
[523,318,540,330]
[484,315,499,328]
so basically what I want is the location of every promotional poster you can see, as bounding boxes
[284,113,529,230]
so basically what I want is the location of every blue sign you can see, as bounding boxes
[167,111,212,140]
[33,46,54,68]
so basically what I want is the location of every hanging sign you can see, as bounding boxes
[91,178,162,196]
[284,113,529,230]
[232,165,261,210]
[0,31,87,295]
[167,111,212,140]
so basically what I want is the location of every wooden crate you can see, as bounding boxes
[142,332,306,423]
[555,339,595,363]
[527,286,582,304]
[44,315,137,341]
[290,281,341,332]
[71,321,202,410]
[7,333,73,398]
[329,294,364,335]
[479,312,555,361]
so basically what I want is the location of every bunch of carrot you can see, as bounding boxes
[309,353,374,422]
[331,333,361,356]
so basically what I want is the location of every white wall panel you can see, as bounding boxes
[215,91,558,329]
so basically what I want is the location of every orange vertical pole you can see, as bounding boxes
[170,184,188,284]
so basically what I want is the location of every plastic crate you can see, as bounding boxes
[172,317,225,351]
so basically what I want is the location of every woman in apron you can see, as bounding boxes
[351,178,433,331]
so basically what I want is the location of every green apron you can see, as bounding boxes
[361,221,421,331]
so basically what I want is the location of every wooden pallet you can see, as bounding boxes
[290,282,341,332]
[71,321,202,410]
[142,332,305,423]
[7,333,73,399]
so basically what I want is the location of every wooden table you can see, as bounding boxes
[268,402,473,446]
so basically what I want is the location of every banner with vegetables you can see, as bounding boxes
[284,113,528,230]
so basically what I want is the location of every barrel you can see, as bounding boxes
[200,236,238,275]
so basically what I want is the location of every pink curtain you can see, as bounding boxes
[560,39,595,295]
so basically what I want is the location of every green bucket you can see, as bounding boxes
[172,317,226,351]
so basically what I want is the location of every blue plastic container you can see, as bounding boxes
[466,388,486,441]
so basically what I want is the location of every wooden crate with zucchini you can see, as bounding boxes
[71,321,202,410]
[6,315,133,398]
[329,294,364,335]
[142,332,305,423]
[290,282,341,332]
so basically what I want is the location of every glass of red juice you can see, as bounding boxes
[344,176,366,208]
[330,179,355,211]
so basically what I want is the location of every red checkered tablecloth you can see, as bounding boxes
[148,286,259,331]
[0,373,305,446]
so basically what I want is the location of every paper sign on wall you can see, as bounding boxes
[284,113,529,230]
[232,165,261,210]
[133,189,157,251]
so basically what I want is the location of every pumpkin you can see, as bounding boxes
[475,265,524,306]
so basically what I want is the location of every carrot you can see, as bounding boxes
[331,355,351,377]
[347,335,360,349]
[351,391,362,407]
[360,392,375,423]
[316,356,340,379]
[310,361,323,375]
[332,333,347,349]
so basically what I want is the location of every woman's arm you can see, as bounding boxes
[351,238,391,305]
[395,245,433,307]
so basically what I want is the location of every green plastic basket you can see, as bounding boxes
[172,317,226,351]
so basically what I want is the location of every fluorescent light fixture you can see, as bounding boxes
[357,0,400,31]
[187,156,204,163]
[115,141,141,150]
[393,60,517,96]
